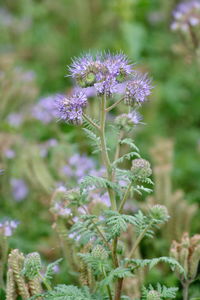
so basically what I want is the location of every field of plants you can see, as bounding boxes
[0,0,200,299]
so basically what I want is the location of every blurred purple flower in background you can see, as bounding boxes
[62,153,105,183]
[171,0,200,32]
[39,138,58,157]
[7,113,24,128]
[32,95,58,124]
[4,149,16,159]
[0,220,19,237]
[10,178,29,201]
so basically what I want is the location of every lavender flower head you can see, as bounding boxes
[59,52,153,126]
[171,0,200,32]
[0,220,19,237]
[10,178,29,201]
[56,92,87,125]
[32,95,58,124]
[124,73,152,106]
[68,52,134,97]
[115,110,142,131]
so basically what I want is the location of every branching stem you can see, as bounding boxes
[106,97,124,112]
[127,222,153,261]
[118,182,132,213]
[99,95,117,210]
[83,113,100,131]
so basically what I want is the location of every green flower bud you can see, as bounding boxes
[131,158,152,180]
[85,72,96,86]
[149,205,169,223]
[91,245,108,260]
[77,71,96,88]
[146,290,161,300]
[116,69,127,83]
[65,188,80,203]
[22,252,42,279]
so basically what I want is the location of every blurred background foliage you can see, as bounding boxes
[0,0,200,297]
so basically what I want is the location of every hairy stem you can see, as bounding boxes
[0,236,8,289]
[128,223,153,261]
[83,113,100,131]
[103,267,113,300]
[183,281,189,300]
[39,273,52,291]
[118,182,132,213]
[106,97,124,112]
[99,95,116,210]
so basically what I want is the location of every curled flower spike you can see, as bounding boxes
[68,52,137,97]
[149,205,170,224]
[103,52,133,82]
[124,73,152,106]
[171,0,200,32]
[131,158,152,180]
[69,53,103,88]
[94,76,118,97]
[56,92,87,125]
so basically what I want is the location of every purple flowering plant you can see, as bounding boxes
[1,52,186,300]
[44,52,186,299]
[171,0,200,50]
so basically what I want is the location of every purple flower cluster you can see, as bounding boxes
[124,73,152,106]
[171,0,200,32]
[32,95,58,124]
[68,52,152,102]
[10,178,29,201]
[56,92,87,125]
[55,52,152,125]
[0,220,19,237]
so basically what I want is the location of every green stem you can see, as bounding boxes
[0,236,8,289]
[183,281,190,300]
[82,206,112,252]
[83,113,100,131]
[118,182,132,213]
[38,273,52,291]
[127,223,153,261]
[106,97,124,112]
[99,95,116,210]
[103,267,113,300]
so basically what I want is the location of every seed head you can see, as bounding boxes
[131,158,152,180]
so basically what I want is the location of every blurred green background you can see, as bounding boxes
[0,0,200,297]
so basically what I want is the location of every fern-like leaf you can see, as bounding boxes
[126,256,185,276]
[44,285,94,300]
[83,128,101,153]
[44,258,63,283]
[112,151,141,166]
[120,138,140,153]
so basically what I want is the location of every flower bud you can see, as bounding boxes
[131,158,152,181]
[149,205,169,223]
[115,111,142,132]
[22,252,42,279]
[146,290,161,300]
[91,245,108,260]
